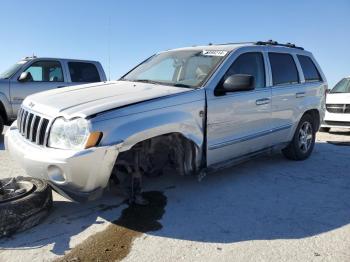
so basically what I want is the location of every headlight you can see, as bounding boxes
[48,117,102,150]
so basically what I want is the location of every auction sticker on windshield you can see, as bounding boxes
[202,50,228,56]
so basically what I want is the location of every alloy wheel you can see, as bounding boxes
[298,121,313,153]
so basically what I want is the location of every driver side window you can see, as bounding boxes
[224,52,266,89]
[24,61,64,82]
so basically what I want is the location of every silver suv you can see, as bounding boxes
[5,41,327,202]
[0,57,106,133]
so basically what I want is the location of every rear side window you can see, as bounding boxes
[269,53,299,86]
[297,55,322,82]
[68,62,100,83]
[224,52,266,88]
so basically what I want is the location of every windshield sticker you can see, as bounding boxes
[202,50,228,57]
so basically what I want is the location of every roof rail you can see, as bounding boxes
[255,40,304,50]
[213,41,255,46]
[22,55,37,60]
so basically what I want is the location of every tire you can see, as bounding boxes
[0,177,52,238]
[282,114,316,161]
[319,127,330,133]
[0,114,4,135]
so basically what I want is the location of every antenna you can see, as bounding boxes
[108,16,111,81]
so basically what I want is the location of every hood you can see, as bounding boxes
[326,92,350,104]
[22,81,191,118]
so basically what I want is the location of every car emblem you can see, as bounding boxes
[29,102,35,108]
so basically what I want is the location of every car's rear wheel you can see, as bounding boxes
[319,127,330,133]
[282,114,316,161]
[0,177,53,238]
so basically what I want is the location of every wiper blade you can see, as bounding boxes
[133,79,161,85]
[125,79,195,89]
[172,83,195,88]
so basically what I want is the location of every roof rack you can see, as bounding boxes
[255,40,304,50]
[212,41,255,46]
[22,55,37,60]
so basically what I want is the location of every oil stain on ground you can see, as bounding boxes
[56,191,167,262]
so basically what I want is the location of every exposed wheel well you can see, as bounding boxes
[111,133,201,182]
[303,109,320,131]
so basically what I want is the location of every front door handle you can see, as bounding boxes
[56,86,65,88]
[256,98,271,106]
[296,92,306,98]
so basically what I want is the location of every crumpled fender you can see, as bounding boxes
[116,110,203,152]
[91,90,205,153]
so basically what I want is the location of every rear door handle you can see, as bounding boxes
[57,85,65,88]
[256,98,271,106]
[296,92,306,98]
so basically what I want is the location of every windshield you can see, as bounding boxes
[0,60,27,79]
[121,49,228,88]
[330,78,350,93]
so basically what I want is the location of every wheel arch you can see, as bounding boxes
[302,108,320,131]
[112,132,202,181]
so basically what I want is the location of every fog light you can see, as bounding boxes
[48,165,66,183]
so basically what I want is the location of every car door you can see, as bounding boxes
[206,51,272,166]
[9,60,67,115]
[268,52,304,144]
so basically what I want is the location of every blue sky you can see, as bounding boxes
[0,0,349,87]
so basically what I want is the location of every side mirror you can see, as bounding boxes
[222,74,254,92]
[18,72,32,82]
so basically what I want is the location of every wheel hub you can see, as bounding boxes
[0,177,35,203]
[298,121,313,153]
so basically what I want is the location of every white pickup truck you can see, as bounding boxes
[5,41,327,203]
[0,57,106,133]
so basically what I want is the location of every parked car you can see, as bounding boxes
[0,57,107,134]
[5,41,327,202]
[320,77,350,132]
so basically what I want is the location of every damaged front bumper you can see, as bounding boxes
[5,122,120,202]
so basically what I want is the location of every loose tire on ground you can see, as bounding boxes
[282,114,316,161]
[0,177,52,238]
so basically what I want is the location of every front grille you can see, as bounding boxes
[17,107,50,146]
[324,121,350,127]
[326,104,350,114]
